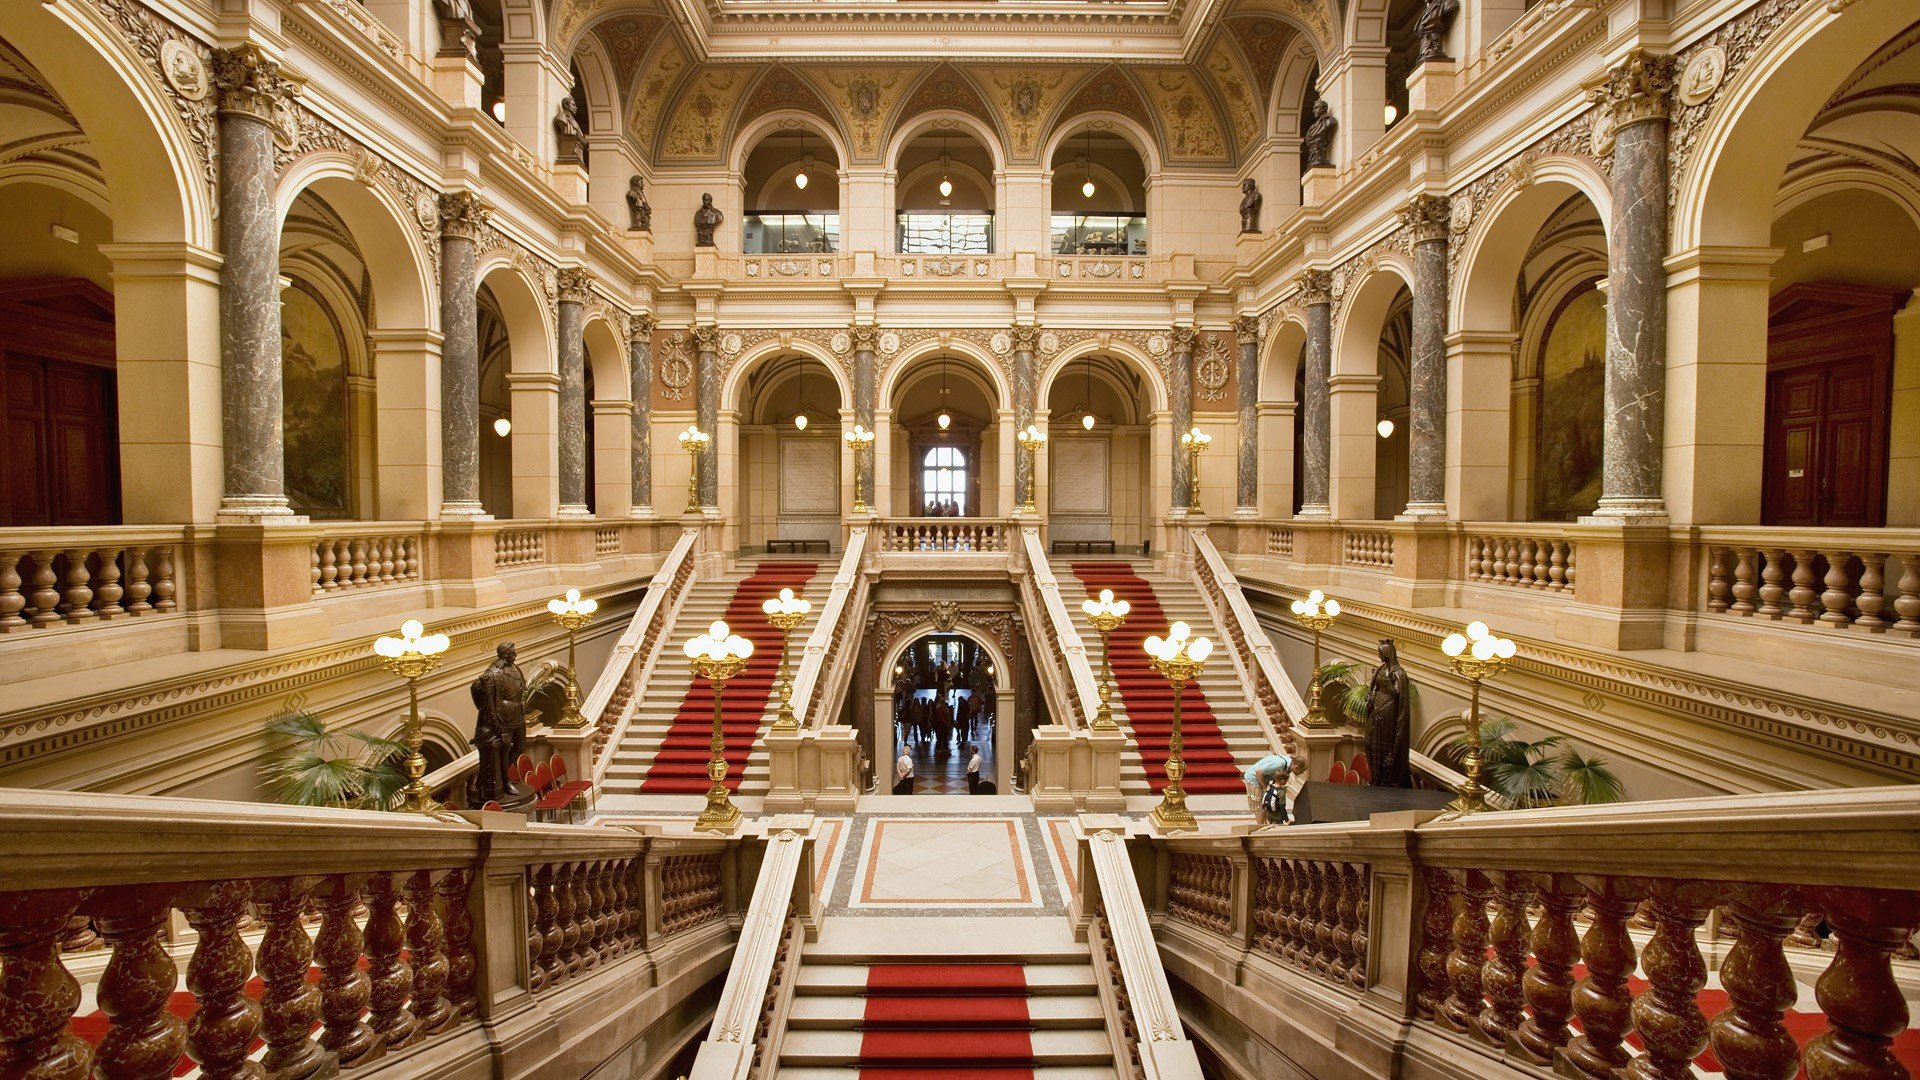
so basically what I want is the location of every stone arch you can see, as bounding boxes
[1333,259,1414,378]
[885,110,1008,176]
[722,337,853,417]
[0,160,110,218]
[1450,157,1612,330]
[1329,261,1413,518]
[1774,165,1920,235]
[582,311,629,515]
[476,255,556,374]
[478,258,557,517]
[569,31,621,136]
[1260,315,1309,400]
[880,338,1012,414]
[500,0,550,44]
[582,311,630,395]
[1040,112,1162,179]
[1039,338,1169,415]
[873,620,1019,793]
[274,160,436,333]
[732,111,852,182]
[1342,0,1388,50]
[1268,27,1328,133]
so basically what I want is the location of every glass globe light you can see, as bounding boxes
[1324,599,1341,617]
[1377,418,1394,439]
[1082,413,1096,430]
[1496,639,1517,659]
[1169,621,1190,641]
[1466,621,1489,642]
[1471,637,1496,661]
[1082,178,1096,198]
[1442,633,1467,657]
[494,417,512,437]
[1290,599,1305,615]
[938,411,951,430]
[794,169,808,190]
[795,413,809,430]
[1188,638,1212,662]
[402,619,424,639]
[1308,589,1325,604]
[939,177,953,198]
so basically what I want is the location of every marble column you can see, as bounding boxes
[211,45,298,520]
[1234,316,1261,515]
[1011,325,1039,511]
[629,315,654,514]
[555,268,591,516]
[1298,270,1334,516]
[1170,327,1196,512]
[438,192,490,518]
[692,325,720,510]
[1590,49,1677,521]
[851,324,878,510]
[1402,193,1451,519]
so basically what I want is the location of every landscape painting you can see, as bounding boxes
[1534,284,1606,521]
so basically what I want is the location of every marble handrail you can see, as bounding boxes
[1188,530,1305,756]
[1075,820,1205,1079]
[791,526,868,729]
[1018,526,1102,731]
[583,526,701,785]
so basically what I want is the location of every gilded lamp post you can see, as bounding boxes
[1144,621,1212,832]
[1080,588,1130,731]
[1440,620,1515,814]
[843,424,876,513]
[546,588,597,728]
[1016,424,1047,514]
[685,619,755,833]
[1289,589,1341,727]
[761,587,811,730]
[678,425,710,513]
[372,619,460,820]
[1180,427,1212,512]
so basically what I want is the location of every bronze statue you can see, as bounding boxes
[1417,0,1460,64]
[1365,639,1413,788]
[1239,178,1263,234]
[1303,101,1338,170]
[693,192,723,247]
[469,642,529,806]
[626,175,652,231]
[553,95,584,164]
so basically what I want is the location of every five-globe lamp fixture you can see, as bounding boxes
[1143,621,1212,832]
[547,588,597,728]
[684,620,755,833]
[1016,424,1048,514]
[372,620,460,820]
[843,424,876,513]
[1288,590,1341,727]
[678,425,710,513]
[762,587,812,730]
[1080,589,1130,731]
[1440,621,1516,814]
[1180,427,1212,511]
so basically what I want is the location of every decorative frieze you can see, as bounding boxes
[1443,106,1610,284]
[83,0,219,197]
[280,104,445,285]
[1665,0,1802,217]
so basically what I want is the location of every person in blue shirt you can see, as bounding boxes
[1245,754,1303,825]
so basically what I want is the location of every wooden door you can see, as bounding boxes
[1,354,118,526]
[1762,283,1899,528]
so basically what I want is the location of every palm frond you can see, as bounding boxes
[1337,681,1373,726]
[357,763,410,811]
[347,730,413,762]
[261,752,364,807]
[264,709,331,744]
[1312,660,1361,689]
[1556,749,1625,805]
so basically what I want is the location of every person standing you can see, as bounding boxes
[895,746,915,795]
[966,743,983,793]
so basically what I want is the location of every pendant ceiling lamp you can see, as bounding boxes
[1081,129,1095,199]
[795,363,811,430]
[1080,359,1096,430]
[939,129,954,201]
[937,356,952,430]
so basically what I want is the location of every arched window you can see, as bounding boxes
[922,446,968,512]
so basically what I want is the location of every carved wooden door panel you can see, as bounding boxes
[1763,368,1824,527]
[0,354,118,527]
[1762,282,1897,529]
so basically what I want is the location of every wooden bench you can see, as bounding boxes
[1050,540,1117,555]
[767,539,831,554]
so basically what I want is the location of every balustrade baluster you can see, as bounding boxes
[381,538,399,584]
[179,881,263,1080]
[1786,549,1819,623]
[561,862,587,976]
[1439,870,1490,1033]
[1251,859,1281,955]
[1290,859,1317,966]
[94,551,124,619]
[90,886,186,1080]
[595,861,617,962]
[314,875,382,1065]
[436,869,478,1021]
[318,542,337,591]
[1477,872,1532,1047]
[363,872,416,1051]
[1709,887,1800,1080]
[1890,554,1920,637]
[250,878,333,1080]
[1624,881,1714,1080]
[535,864,565,988]
[26,549,61,627]
[1756,550,1788,618]
[402,870,455,1037]
[579,862,605,969]
[350,539,369,589]
[1802,887,1920,1080]
[1310,861,1335,974]
[1416,869,1456,1020]
[406,537,421,579]
[1331,864,1358,981]
[1730,548,1757,615]
[1532,540,1552,587]
[1560,884,1643,1080]
[1346,865,1369,989]
[1708,547,1731,611]
[1855,553,1889,633]
[1,553,26,629]
[309,545,322,593]
[525,870,548,994]
[1546,540,1566,591]
[1818,551,1855,628]
[1514,873,1580,1063]
[0,889,92,1078]
[151,548,177,611]
[60,549,95,624]
[1279,858,1304,963]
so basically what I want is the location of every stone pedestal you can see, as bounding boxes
[1297,724,1356,782]
[432,520,507,609]
[544,725,595,798]
[213,524,330,650]
[1406,60,1457,112]
[1026,726,1127,814]
[1382,521,1452,608]
[551,162,588,204]
[1555,522,1671,650]
[762,727,863,813]
[431,55,484,110]
[1302,167,1339,208]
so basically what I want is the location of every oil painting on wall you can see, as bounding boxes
[281,281,352,519]
[1534,284,1606,521]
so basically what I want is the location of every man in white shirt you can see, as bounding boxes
[965,744,983,793]
[894,747,914,795]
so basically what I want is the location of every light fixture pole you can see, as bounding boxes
[762,587,811,730]
[1080,588,1130,731]
[678,425,710,514]
[1441,621,1515,814]
[372,620,460,820]
[685,619,754,833]
[546,588,598,728]
[1144,621,1212,832]
[843,424,875,513]
[1016,424,1047,514]
[1180,426,1212,512]
[1288,589,1341,727]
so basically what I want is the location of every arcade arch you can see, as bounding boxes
[875,625,1017,795]
[1041,350,1161,550]
[729,348,849,550]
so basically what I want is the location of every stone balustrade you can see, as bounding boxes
[495,526,548,568]
[574,527,701,788]
[1189,531,1305,756]
[1142,785,1920,1080]
[1465,527,1578,595]
[1341,527,1395,570]
[876,517,1009,552]
[1704,529,1920,638]
[594,526,621,558]
[0,789,749,1080]
[0,531,185,630]
[310,526,424,593]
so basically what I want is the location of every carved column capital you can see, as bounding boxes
[555,268,592,304]
[1296,269,1334,307]
[849,324,879,352]
[691,324,720,351]
[1234,315,1261,346]
[1400,194,1452,245]
[630,313,657,342]
[210,44,295,123]
[1010,325,1041,353]
[1170,326,1198,354]
[1589,49,1678,130]
[437,191,490,242]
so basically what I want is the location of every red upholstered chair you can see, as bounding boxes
[482,800,503,812]
[1350,754,1370,783]
[1327,760,1348,784]
[536,755,596,823]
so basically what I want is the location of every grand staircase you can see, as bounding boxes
[601,559,825,798]
[1060,558,1271,796]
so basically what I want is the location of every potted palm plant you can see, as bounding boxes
[1450,715,1624,808]
[260,696,411,809]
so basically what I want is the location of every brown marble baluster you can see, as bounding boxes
[179,881,264,1080]
[1513,873,1580,1063]
[1320,861,1343,977]
[1346,865,1369,990]
[406,870,455,1037]
[89,886,186,1080]
[525,870,547,994]
[314,875,383,1065]
[0,889,93,1079]
[439,869,478,1021]
[249,879,334,1080]
[363,873,417,1051]
[1558,881,1643,1080]
[582,861,606,968]
[1415,869,1456,1020]
[1439,870,1490,1033]
[1801,887,1920,1080]
[1331,863,1357,982]
[1477,871,1532,1047]
[1280,859,1305,964]
[59,914,100,952]
[1624,880,1714,1080]
[604,860,631,958]
[1787,910,1824,949]
[556,862,584,979]
[1709,886,1801,1080]
[534,864,565,990]
[597,861,618,963]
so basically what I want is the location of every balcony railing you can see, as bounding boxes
[1703,528,1920,637]
[742,211,839,254]
[896,212,993,254]
[1050,212,1147,256]
[0,529,187,629]
[876,517,1009,552]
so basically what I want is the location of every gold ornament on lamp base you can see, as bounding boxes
[372,620,463,822]
[1081,588,1130,731]
[1289,590,1341,727]
[1440,621,1516,815]
[1144,621,1212,832]
[547,588,597,728]
[685,620,754,833]
[762,587,811,730]
[1016,424,1047,514]
[678,425,710,514]
[1180,427,1211,512]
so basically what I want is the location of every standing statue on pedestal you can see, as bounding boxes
[1239,178,1263,234]
[693,192,723,247]
[469,642,530,807]
[1417,0,1460,64]
[626,175,652,231]
[1303,101,1338,170]
[1365,639,1413,789]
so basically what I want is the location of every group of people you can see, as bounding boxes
[890,649,998,794]
[922,499,967,516]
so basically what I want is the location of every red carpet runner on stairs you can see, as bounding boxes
[857,963,1037,1080]
[1069,562,1246,794]
[639,562,819,794]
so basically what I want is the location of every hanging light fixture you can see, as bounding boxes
[493,416,512,437]
[794,364,811,430]
[1377,418,1394,439]
[794,138,812,190]
[1081,129,1096,199]
[1080,359,1097,430]
[1383,102,1399,127]
[936,355,952,430]
[938,129,953,200]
